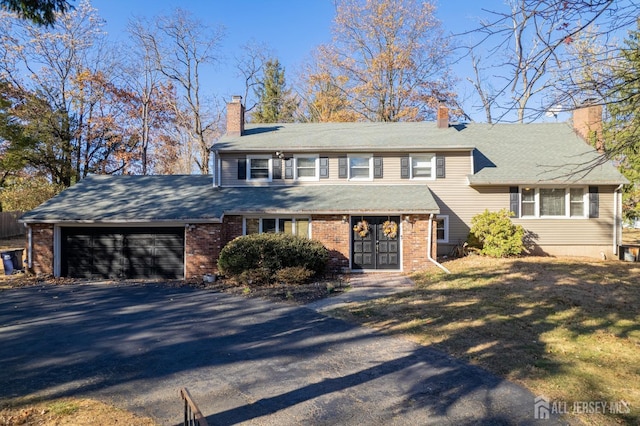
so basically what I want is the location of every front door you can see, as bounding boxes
[351,216,400,270]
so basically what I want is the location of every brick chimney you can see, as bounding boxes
[437,103,449,129]
[572,100,603,152]
[226,95,245,136]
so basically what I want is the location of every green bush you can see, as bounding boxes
[218,233,328,282]
[468,209,525,257]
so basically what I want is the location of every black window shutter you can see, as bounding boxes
[284,158,294,179]
[238,158,247,180]
[436,155,446,178]
[400,157,410,179]
[373,157,383,178]
[338,157,348,178]
[273,158,282,180]
[319,157,329,179]
[509,186,520,217]
[589,186,599,218]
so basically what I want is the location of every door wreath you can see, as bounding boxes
[382,220,398,238]
[353,220,370,237]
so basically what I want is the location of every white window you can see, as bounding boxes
[244,217,311,237]
[348,155,372,180]
[295,155,319,181]
[436,215,449,242]
[521,188,536,216]
[411,154,435,179]
[519,187,587,218]
[247,155,272,181]
[569,188,585,217]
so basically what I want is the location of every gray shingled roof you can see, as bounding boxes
[21,175,439,223]
[217,122,626,185]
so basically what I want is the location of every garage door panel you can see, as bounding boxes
[62,228,184,279]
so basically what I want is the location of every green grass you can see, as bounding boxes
[330,256,640,425]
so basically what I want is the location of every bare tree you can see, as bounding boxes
[144,9,225,175]
[234,41,273,114]
[465,0,638,122]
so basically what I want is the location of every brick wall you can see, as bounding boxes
[184,216,244,278]
[185,223,222,278]
[222,215,243,245]
[402,215,437,272]
[30,224,53,276]
[311,215,350,272]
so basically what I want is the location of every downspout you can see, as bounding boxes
[428,213,450,273]
[613,184,623,255]
[26,224,32,270]
[211,150,218,188]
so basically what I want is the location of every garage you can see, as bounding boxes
[61,227,185,279]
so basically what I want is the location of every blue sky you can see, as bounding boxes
[89,0,493,119]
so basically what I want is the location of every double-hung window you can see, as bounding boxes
[436,215,449,242]
[247,155,272,181]
[295,156,319,180]
[349,155,372,180]
[411,154,435,179]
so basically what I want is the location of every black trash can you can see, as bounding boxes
[11,249,24,271]
[2,251,13,275]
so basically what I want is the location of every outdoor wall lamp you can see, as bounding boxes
[275,151,285,159]
[342,215,348,223]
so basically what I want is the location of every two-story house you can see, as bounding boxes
[20,96,626,280]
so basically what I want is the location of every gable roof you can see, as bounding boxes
[216,122,626,185]
[20,175,439,223]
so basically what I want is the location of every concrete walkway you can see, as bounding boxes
[0,282,561,425]
[306,273,414,312]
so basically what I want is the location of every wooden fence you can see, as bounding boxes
[0,211,23,239]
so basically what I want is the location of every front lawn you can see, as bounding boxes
[330,256,640,425]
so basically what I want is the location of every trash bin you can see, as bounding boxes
[10,249,24,271]
[2,252,14,275]
[1,249,24,275]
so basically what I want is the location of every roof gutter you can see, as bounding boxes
[427,213,450,274]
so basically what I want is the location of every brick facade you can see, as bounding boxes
[401,215,437,272]
[310,215,351,272]
[30,224,54,276]
[185,223,222,278]
[29,214,436,279]
[184,216,244,278]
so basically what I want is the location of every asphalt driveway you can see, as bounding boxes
[0,283,556,425]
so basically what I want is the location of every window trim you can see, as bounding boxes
[347,154,373,180]
[243,216,312,237]
[436,215,449,243]
[410,153,436,180]
[294,155,320,181]
[519,186,588,219]
[246,155,272,182]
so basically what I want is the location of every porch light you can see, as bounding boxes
[342,215,348,223]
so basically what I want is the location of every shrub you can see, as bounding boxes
[273,266,314,285]
[218,233,329,281]
[468,209,525,257]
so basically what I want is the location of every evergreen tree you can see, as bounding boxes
[605,22,640,223]
[251,59,297,123]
